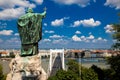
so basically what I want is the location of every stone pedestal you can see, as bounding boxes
[6,54,47,80]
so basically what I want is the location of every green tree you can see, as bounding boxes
[112,14,120,49]
[106,55,120,80]
[91,65,105,80]
[103,69,115,80]
[67,59,80,76]
[81,67,98,80]
[48,70,80,80]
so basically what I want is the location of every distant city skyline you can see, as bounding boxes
[0,0,120,49]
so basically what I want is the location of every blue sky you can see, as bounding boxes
[0,0,120,49]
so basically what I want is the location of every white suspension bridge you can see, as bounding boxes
[39,49,65,78]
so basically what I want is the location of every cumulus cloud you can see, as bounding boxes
[43,39,51,42]
[92,37,107,43]
[73,18,101,27]
[98,37,102,40]
[44,23,47,26]
[104,0,120,9]
[72,35,81,41]
[81,36,86,40]
[33,0,44,4]
[0,7,25,20]
[49,35,63,38]
[104,24,113,33]
[0,30,13,35]
[51,18,64,27]
[0,0,37,20]
[6,37,20,43]
[45,30,55,33]
[81,18,101,27]
[73,20,81,27]
[52,39,63,44]
[89,32,92,35]
[51,17,69,27]
[52,0,92,7]
[14,33,19,36]
[72,34,107,43]
[0,22,7,28]
[87,35,95,39]
[0,0,35,9]
[75,30,81,34]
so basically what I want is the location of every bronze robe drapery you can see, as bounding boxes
[17,10,46,56]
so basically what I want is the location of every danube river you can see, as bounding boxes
[65,58,110,69]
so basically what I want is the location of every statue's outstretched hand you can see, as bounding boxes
[44,7,47,11]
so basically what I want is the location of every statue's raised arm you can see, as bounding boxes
[40,7,47,18]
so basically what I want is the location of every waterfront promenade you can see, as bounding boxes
[0,59,10,74]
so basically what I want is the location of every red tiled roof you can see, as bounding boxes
[0,51,7,54]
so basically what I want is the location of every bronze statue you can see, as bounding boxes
[17,8,46,56]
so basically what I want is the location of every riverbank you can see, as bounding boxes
[65,58,110,69]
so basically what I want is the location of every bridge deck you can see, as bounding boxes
[50,54,62,76]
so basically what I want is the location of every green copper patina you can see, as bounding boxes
[17,8,46,56]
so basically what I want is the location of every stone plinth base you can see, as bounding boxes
[6,54,47,80]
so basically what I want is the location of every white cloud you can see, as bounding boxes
[49,38,69,44]
[81,18,101,27]
[33,0,43,4]
[50,35,63,38]
[92,39,96,43]
[98,37,102,40]
[92,37,108,43]
[0,0,35,9]
[93,0,96,3]
[44,23,47,26]
[45,30,55,33]
[43,39,51,42]
[104,24,113,33]
[0,22,7,28]
[73,20,81,27]
[97,37,107,42]
[51,17,69,27]
[0,7,25,20]
[0,30,13,35]
[52,39,63,44]
[72,35,81,41]
[51,18,64,26]
[63,17,70,20]
[52,0,92,7]
[81,36,86,40]
[14,33,19,36]
[73,18,101,27]
[75,30,81,34]
[72,34,107,44]
[0,0,36,20]
[89,32,92,35]
[103,39,107,42]
[87,35,94,39]
[104,0,120,9]
[6,37,20,43]
[85,39,90,43]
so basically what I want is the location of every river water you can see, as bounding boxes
[65,58,110,69]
